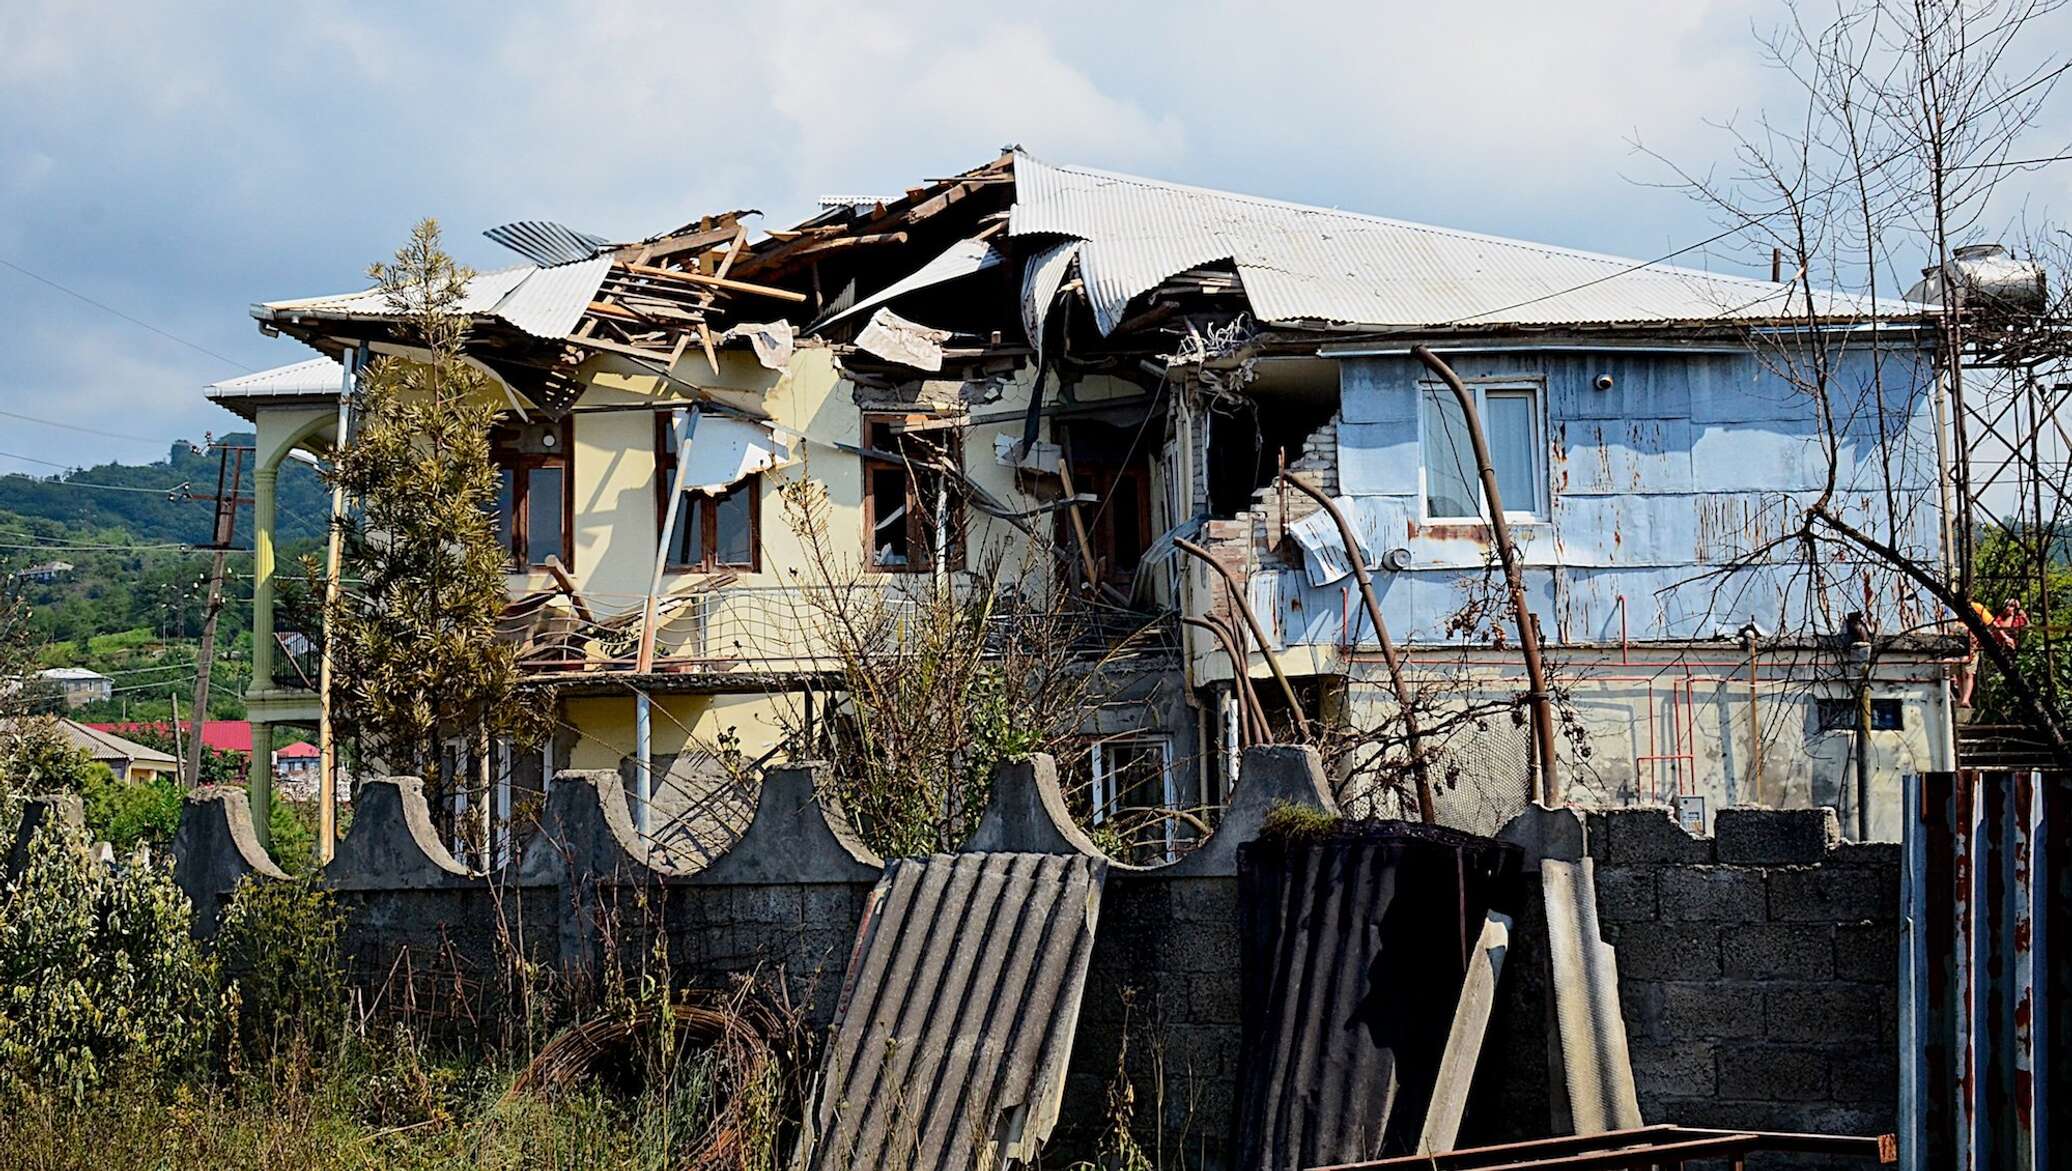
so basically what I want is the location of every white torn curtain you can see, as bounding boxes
[854,307,951,371]
[816,237,1004,330]
[720,320,796,370]
[1288,498,1375,587]
[670,415,793,495]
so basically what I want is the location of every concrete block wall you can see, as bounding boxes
[1585,805,1900,1145]
[162,759,1903,1168]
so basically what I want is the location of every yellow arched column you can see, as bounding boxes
[244,406,338,846]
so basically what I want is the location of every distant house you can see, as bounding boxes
[273,739,322,798]
[37,667,111,708]
[26,718,179,784]
[91,719,253,756]
[19,560,74,583]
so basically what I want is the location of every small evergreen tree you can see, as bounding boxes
[322,221,544,810]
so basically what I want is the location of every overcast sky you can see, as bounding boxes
[4,0,2070,473]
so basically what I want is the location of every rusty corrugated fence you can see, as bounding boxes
[1902,770,2067,1170]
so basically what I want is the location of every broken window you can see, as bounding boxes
[862,415,965,572]
[1059,420,1153,588]
[656,415,760,571]
[492,421,573,569]
[1422,382,1544,520]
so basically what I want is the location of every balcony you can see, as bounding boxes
[500,582,1176,681]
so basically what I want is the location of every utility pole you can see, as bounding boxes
[187,443,250,790]
[187,550,227,787]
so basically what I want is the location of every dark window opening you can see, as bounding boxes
[492,422,573,570]
[863,416,965,572]
[1059,419,1154,588]
[655,414,760,571]
[1816,697,1904,731]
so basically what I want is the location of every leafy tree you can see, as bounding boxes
[321,220,544,801]
[0,819,215,1099]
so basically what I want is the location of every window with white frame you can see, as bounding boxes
[1421,381,1545,520]
[1090,737,1178,862]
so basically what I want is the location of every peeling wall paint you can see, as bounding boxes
[1272,345,1942,646]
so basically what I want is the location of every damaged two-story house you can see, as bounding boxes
[210,150,1953,858]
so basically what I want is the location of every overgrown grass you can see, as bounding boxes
[3,1037,747,1170]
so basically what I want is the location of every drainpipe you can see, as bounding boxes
[1413,345,1559,804]
[1175,536,1313,742]
[1279,470,1433,823]
[317,346,358,864]
[1743,625,1762,807]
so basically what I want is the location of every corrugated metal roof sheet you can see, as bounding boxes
[797,851,1105,1171]
[253,258,604,340]
[205,357,342,401]
[1235,821,1526,1171]
[485,254,612,338]
[1010,151,1919,334]
[483,220,609,267]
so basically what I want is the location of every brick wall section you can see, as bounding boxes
[1586,805,1900,1154]
[1244,412,1340,554]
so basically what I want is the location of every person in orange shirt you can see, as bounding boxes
[1955,597,2030,708]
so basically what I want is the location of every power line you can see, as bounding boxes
[0,540,198,552]
[1953,150,2072,171]
[0,407,172,446]
[0,257,253,371]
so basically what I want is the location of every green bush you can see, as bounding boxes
[80,772,182,852]
[0,819,214,1099]
[214,876,345,1065]
[267,797,317,876]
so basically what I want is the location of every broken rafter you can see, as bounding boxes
[621,262,807,303]
[768,231,911,262]
[627,215,750,265]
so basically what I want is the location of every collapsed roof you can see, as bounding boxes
[248,151,1933,414]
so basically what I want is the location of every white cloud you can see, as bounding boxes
[3,0,2072,471]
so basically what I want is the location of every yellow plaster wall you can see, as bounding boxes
[562,691,797,769]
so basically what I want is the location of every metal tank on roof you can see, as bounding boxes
[1904,243,2047,315]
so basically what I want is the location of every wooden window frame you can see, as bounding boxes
[861,414,966,574]
[654,413,762,573]
[492,420,575,571]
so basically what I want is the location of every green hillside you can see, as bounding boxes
[1,434,331,722]
[0,432,330,548]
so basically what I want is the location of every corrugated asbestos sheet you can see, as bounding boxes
[1235,822,1525,1171]
[1540,859,1643,1135]
[483,219,609,267]
[1009,151,1918,335]
[796,852,1105,1171]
